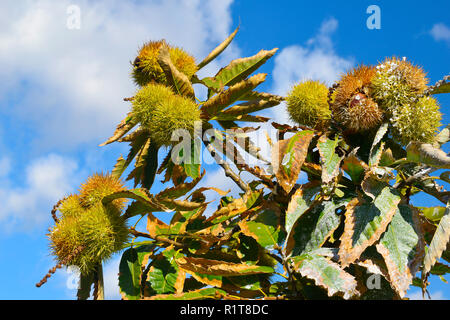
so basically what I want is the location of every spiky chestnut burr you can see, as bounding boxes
[49,202,129,273]
[48,174,129,274]
[79,173,126,209]
[332,65,384,132]
[132,83,201,147]
[132,40,197,87]
[286,80,330,128]
[390,96,442,145]
[371,57,428,112]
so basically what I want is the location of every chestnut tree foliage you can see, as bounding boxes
[38,27,450,300]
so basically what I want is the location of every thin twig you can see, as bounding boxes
[128,228,186,248]
[203,138,250,192]
[36,246,84,287]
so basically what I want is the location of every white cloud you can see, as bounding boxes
[0,153,82,230]
[430,23,450,44]
[0,0,238,150]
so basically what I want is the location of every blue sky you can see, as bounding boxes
[0,0,448,299]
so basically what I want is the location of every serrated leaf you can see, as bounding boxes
[423,202,450,275]
[272,130,315,194]
[197,26,239,70]
[375,205,425,298]
[119,245,154,300]
[287,199,348,256]
[201,73,267,116]
[369,122,389,167]
[291,252,359,299]
[127,139,159,189]
[147,249,184,295]
[111,130,150,180]
[203,48,278,92]
[146,288,227,300]
[342,155,368,184]
[99,113,138,146]
[207,191,260,224]
[103,188,168,212]
[339,185,401,267]
[406,142,450,168]
[285,182,321,239]
[146,213,170,238]
[239,207,286,249]
[176,257,274,276]
[429,76,450,94]
[157,198,204,212]
[429,262,450,275]
[221,99,280,116]
[157,43,195,99]
[317,135,343,184]
[157,171,204,199]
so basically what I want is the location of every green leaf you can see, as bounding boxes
[430,262,450,277]
[429,76,450,94]
[339,184,401,267]
[291,252,359,299]
[272,130,315,194]
[423,202,450,276]
[119,245,154,300]
[147,249,184,295]
[406,141,450,168]
[178,139,202,179]
[147,288,227,300]
[369,122,389,167]
[287,199,348,256]
[375,205,425,298]
[202,48,278,92]
[201,73,267,116]
[197,26,239,70]
[77,272,94,300]
[419,206,447,222]
[317,135,343,184]
[157,43,195,99]
[239,207,286,249]
[127,139,159,189]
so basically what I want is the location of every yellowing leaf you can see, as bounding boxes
[342,155,368,184]
[407,142,450,169]
[201,73,267,116]
[317,135,343,184]
[291,252,359,299]
[99,113,138,147]
[157,43,195,99]
[272,130,315,194]
[145,288,226,300]
[197,26,239,70]
[239,207,285,249]
[176,257,274,276]
[375,205,425,298]
[339,184,401,267]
